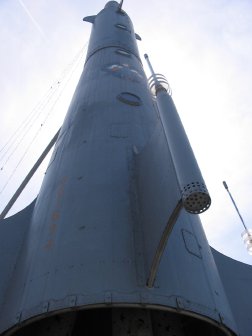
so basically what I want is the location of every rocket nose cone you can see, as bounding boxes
[105,1,119,9]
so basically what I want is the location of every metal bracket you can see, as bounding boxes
[146,199,183,288]
[42,301,49,313]
[15,312,22,324]
[176,297,184,310]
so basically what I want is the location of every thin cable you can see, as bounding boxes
[0,86,56,162]
[40,45,86,127]
[0,43,87,168]
[0,44,85,195]
[0,85,59,169]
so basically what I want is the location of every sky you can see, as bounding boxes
[0,0,252,265]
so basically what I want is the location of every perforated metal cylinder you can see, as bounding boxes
[153,78,211,214]
[182,181,211,214]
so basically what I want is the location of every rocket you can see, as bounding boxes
[0,1,252,335]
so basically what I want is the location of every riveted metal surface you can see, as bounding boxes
[0,2,244,336]
[213,249,252,336]
[0,200,35,309]
[181,229,202,258]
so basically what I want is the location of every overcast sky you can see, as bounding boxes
[0,0,252,264]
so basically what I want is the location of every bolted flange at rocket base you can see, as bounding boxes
[1,1,252,336]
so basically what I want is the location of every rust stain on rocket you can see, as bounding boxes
[51,211,60,221]
[45,239,53,250]
[56,176,68,202]
[44,177,68,251]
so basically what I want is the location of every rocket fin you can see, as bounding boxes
[212,248,252,336]
[0,200,35,308]
[83,15,96,24]
[135,33,142,40]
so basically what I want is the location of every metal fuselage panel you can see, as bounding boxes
[0,2,238,335]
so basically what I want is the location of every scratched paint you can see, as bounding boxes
[104,63,143,83]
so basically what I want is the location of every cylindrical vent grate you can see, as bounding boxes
[182,182,211,214]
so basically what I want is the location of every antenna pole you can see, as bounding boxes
[144,53,161,92]
[118,0,124,11]
[144,54,156,76]
[223,181,248,231]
